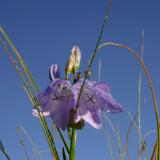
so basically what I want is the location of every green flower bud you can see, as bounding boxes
[65,46,81,79]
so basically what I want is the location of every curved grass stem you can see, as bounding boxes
[98,41,160,160]
[0,27,59,160]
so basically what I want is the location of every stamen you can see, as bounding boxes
[86,95,96,104]
[52,93,60,101]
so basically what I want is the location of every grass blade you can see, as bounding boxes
[138,30,144,160]
[98,42,160,160]
[0,27,59,160]
[0,140,11,160]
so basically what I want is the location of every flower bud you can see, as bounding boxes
[65,46,81,79]
[49,64,60,80]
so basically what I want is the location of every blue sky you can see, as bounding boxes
[0,0,160,159]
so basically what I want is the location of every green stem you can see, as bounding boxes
[116,124,122,160]
[75,0,112,111]
[69,2,112,159]
[18,128,30,160]
[104,130,114,160]
[0,28,59,160]
[18,126,43,160]
[69,126,77,160]
[56,127,70,154]
[125,112,150,159]
[151,140,157,160]
[138,30,144,160]
[98,41,160,160]
[0,140,11,160]
[87,0,112,69]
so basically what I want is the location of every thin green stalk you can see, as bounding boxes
[62,147,67,160]
[151,122,160,160]
[25,81,59,159]
[0,37,28,90]
[106,133,114,160]
[0,28,68,160]
[151,141,157,160]
[123,112,138,160]
[0,28,59,160]
[69,126,76,160]
[98,42,160,160]
[0,140,11,160]
[126,112,150,160]
[18,126,43,160]
[98,57,101,82]
[103,114,124,159]
[116,123,122,160]
[56,127,70,154]
[0,38,45,157]
[18,128,30,160]
[87,0,112,69]
[138,30,144,160]
[75,0,112,111]
[103,114,119,139]
[102,127,114,160]
[69,2,112,159]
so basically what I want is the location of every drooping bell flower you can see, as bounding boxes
[33,45,124,130]
[65,46,81,79]
[72,79,124,129]
[33,76,124,130]
[33,79,76,130]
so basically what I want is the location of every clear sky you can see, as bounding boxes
[0,0,160,159]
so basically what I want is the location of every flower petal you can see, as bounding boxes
[77,109,102,129]
[34,79,75,130]
[94,83,124,113]
[72,79,124,129]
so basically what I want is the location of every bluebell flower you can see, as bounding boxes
[33,79,76,130]
[72,79,124,129]
[33,46,124,130]
[33,78,124,130]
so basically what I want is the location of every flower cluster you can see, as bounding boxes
[33,46,124,130]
